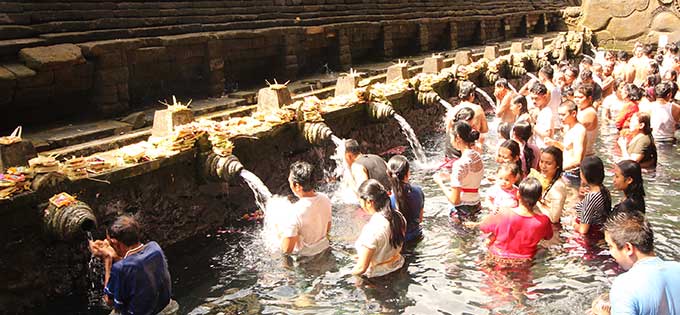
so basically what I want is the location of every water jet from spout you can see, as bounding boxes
[475,87,496,111]
[393,114,427,162]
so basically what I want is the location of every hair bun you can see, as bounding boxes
[469,130,480,142]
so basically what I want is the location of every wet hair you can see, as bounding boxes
[576,83,594,98]
[387,155,411,221]
[561,86,575,99]
[541,146,563,198]
[450,121,480,145]
[581,156,605,185]
[646,74,661,88]
[635,112,653,135]
[530,81,548,95]
[512,121,535,172]
[642,44,654,56]
[667,70,678,81]
[289,161,315,192]
[512,95,528,115]
[495,78,510,89]
[579,69,593,81]
[499,139,522,173]
[539,65,554,80]
[518,177,543,208]
[654,54,664,66]
[624,84,643,101]
[604,211,654,254]
[459,81,476,100]
[591,293,611,315]
[498,122,512,140]
[667,43,679,54]
[358,179,406,249]
[565,66,579,79]
[454,107,475,122]
[654,82,673,99]
[616,160,646,212]
[617,50,630,61]
[581,58,594,66]
[560,99,578,113]
[107,215,141,246]
[344,139,360,154]
[614,77,626,91]
[498,162,522,185]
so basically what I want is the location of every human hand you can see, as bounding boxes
[89,239,116,259]
[617,136,627,150]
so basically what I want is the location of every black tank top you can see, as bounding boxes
[354,154,390,188]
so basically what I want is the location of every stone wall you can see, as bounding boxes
[578,0,680,49]
[0,0,571,133]
[0,90,444,314]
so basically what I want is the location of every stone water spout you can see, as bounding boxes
[43,196,97,240]
[203,153,244,182]
[367,101,396,121]
[302,122,334,146]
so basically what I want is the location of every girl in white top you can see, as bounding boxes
[353,179,406,278]
[434,121,484,221]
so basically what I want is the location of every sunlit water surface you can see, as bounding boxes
[88,116,680,315]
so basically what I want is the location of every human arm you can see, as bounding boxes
[280,236,298,254]
[618,136,643,162]
[352,246,375,276]
[350,163,369,195]
[434,172,461,205]
[537,180,566,224]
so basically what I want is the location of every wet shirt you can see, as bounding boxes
[354,154,390,188]
[450,149,484,206]
[627,133,657,168]
[575,188,612,233]
[355,213,405,278]
[279,193,332,256]
[487,184,519,209]
[479,208,553,259]
[390,183,424,241]
[104,241,171,315]
[610,257,680,315]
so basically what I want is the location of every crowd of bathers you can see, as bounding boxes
[312,41,679,314]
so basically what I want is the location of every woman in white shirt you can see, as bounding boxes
[353,179,406,278]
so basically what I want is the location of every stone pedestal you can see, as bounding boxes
[0,141,37,172]
[455,51,473,66]
[422,56,444,74]
[483,46,500,60]
[386,64,410,82]
[531,37,545,50]
[256,85,292,112]
[334,75,361,97]
[151,108,194,138]
[510,42,525,54]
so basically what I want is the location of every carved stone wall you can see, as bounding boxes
[580,0,680,48]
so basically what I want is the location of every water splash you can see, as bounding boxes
[393,113,427,162]
[261,195,295,252]
[330,135,346,179]
[85,233,104,310]
[439,99,455,112]
[240,170,273,212]
[475,87,496,111]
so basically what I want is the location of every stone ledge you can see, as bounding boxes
[18,43,85,71]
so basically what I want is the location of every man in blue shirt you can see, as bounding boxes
[89,216,176,315]
[604,211,680,315]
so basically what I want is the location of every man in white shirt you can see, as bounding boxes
[280,161,332,257]
[529,82,554,148]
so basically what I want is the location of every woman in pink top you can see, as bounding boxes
[474,177,553,261]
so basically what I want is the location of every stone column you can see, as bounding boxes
[383,24,395,58]
[479,20,488,44]
[338,28,352,70]
[78,43,131,115]
[449,21,459,50]
[503,17,513,41]
[419,22,431,53]
[206,38,225,97]
[282,29,301,81]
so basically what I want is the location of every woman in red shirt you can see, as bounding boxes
[474,177,553,261]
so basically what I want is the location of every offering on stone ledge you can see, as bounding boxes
[28,156,60,174]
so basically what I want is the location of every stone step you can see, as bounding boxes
[23,120,134,152]
[0,37,46,57]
